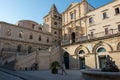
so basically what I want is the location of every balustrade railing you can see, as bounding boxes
[1,48,28,53]
[62,28,120,45]
[90,29,119,39]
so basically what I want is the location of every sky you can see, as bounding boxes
[0,0,112,24]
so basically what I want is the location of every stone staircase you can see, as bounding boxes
[0,46,61,71]
[1,61,15,71]
[15,51,37,70]
[50,46,61,63]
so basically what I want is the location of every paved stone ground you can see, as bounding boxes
[0,68,83,80]
[17,70,83,80]
[0,71,23,80]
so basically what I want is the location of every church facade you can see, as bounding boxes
[0,4,62,70]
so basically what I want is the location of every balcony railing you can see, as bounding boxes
[1,48,28,53]
[90,29,118,39]
[62,28,120,46]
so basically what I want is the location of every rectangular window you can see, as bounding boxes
[70,13,75,20]
[103,12,107,19]
[91,32,93,37]
[115,7,120,15]
[89,17,93,24]
[32,24,35,29]
[38,27,42,30]
[118,25,120,32]
[105,28,108,35]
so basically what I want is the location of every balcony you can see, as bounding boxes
[89,29,119,39]
[61,29,120,46]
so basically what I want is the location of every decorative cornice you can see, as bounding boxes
[0,37,52,46]
[0,22,52,36]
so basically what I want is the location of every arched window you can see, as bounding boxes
[38,27,42,30]
[32,24,35,29]
[54,31,57,34]
[71,32,75,43]
[59,16,61,19]
[47,37,49,43]
[17,45,22,52]
[19,31,23,38]
[54,22,57,25]
[6,29,11,36]
[97,47,106,53]
[54,15,57,18]
[29,33,33,39]
[38,35,41,41]
[79,50,85,54]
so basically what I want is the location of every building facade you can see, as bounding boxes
[0,4,62,70]
[61,0,120,69]
[1,0,120,71]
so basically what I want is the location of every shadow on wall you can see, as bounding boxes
[85,65,94,69]
[63,51,95,69]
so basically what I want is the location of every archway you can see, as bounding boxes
[71,32,75,43]
[75,45,90,69]
[75,45,90,55]
[97,47,107,69]
[92,41,113,53]
[64,52,69,69]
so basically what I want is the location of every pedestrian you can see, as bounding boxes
[61,62,67,75]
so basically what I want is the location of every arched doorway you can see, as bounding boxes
[71,32,75,43]
[17,45,22,52]
[28,46,32,53]
[97,47,106,69]
[79,50,85,69]
[64,52,69,69]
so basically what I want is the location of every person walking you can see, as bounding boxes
[61,62,67,75]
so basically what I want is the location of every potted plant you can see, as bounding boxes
[50,61,60,74]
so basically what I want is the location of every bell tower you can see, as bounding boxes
[44,4,62,45]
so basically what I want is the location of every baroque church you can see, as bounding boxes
[0,0,120,70]
[0,4,62,70]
